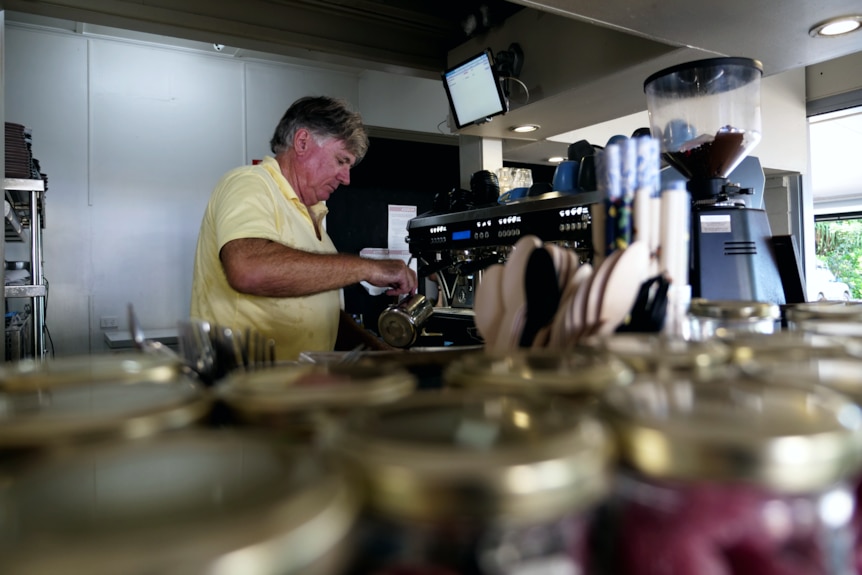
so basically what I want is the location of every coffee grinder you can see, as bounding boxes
[644,57,793,305]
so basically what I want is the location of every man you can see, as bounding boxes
[190,96,417,361]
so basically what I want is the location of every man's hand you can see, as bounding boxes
[366,258,418,296]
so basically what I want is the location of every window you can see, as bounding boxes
[813,216,862,300]
[809,104,862,301]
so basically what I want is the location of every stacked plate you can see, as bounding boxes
[5,122,34,179]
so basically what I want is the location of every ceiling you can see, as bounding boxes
[1,0,527,76]
[3,0,862,169]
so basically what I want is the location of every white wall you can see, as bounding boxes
[806,51,862,102]
[5,27,92,355]
[358,70,451,135]
[4,22,450,356]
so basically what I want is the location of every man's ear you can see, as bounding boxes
[294,128,310,154]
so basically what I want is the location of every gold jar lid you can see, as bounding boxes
[336,390,613,525]
[745,356,862,406]
[689,298,780,320]
[0,430,358,575]
[591,333,732,376]
[603,377,862,493]
[216,362,417,419]
[0,352,184,391]
[0,375,211,449]
[785,303,862,337]
[786,302,862,322]
[722,331,858,366]
[443,348,633,396]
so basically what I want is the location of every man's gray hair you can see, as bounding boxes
[270,96,369,163]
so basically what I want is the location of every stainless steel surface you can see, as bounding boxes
[3,178,45,192]
[3,178,48,362]
[29,189,44,360]
[175,319,276,384]
[4,199,23,241]
[3,284,46,298]
[378,294,434,348]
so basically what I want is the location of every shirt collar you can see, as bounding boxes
[260,155,329,225]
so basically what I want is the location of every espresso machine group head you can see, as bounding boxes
[644,57,801,305]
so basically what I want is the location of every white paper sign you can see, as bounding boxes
[388,204,416,251]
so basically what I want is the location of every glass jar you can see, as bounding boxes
[215,361,416,442]
[740,351,862,573]
[786,302,862,338]
[0,352,211,453]
[725,330,862,371]
[601,376,862,575]
[688,298,780,340]
[336,390,613,574]
[0,429,359,575]
[588,332,732,382]
[443,348,633,402]
[0,351,186,389]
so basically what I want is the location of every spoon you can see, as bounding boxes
[595,241,650,336]
[473,264,505,349]
[520,247,561,347]
[492,235,542,355]
[549,262,591,349]
[583,248,624,336]
[566,263,596,347]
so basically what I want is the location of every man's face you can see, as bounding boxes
[294,131,356,206]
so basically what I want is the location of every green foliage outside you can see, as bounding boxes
[815,220,862,299]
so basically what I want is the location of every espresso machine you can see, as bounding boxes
[406,190,601,345]
[644,57,802,305]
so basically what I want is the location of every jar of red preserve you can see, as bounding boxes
[601,376,862,575]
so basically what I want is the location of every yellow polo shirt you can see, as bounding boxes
[190,156,340,361]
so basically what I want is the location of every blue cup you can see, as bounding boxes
[553,160,579,192]
[498,187,529,204]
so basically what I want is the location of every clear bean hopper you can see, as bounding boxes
[644,57,803,306]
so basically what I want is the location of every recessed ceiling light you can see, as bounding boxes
[809,16,862,37]
[510,124,540,133]
[548,156,566,163]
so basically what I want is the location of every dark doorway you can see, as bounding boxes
[327,136,460,331]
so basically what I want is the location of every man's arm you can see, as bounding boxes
[220,237,416,297]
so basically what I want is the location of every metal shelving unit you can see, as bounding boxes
[4,177,47,361]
